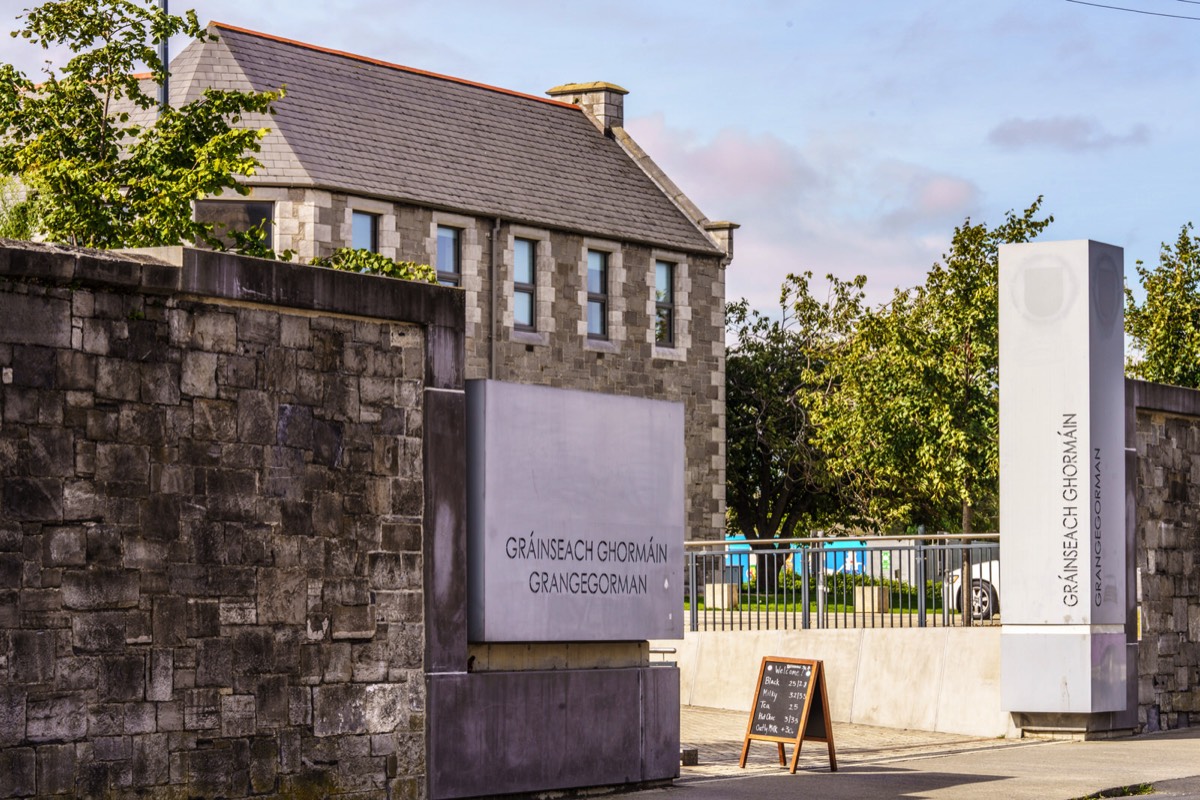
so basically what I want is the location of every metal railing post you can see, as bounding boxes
[916,539,927,628]
[801,547,811,629]
[962,539,973,628]
[688,550,698,632]
[816,540,827,629]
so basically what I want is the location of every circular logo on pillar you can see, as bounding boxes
[1009,255,1077,322]
[1091,252,1122,334]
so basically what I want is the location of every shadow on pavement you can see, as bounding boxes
[640,764,1009,799]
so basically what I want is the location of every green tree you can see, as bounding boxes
[725,271,864,545]
[814,197,1053,533]
[1125,223,1200,388]
[0,0,281,249]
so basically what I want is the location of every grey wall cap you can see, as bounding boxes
[1128,377,1200,416]
[0,241,464,333]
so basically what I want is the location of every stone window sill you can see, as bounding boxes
[583,338,619,354]
[652,345,687,362]
[511,330,549,347]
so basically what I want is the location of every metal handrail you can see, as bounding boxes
[684,532,999,549]
[682,536,1001,631]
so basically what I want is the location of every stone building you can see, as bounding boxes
[164,22,736,542]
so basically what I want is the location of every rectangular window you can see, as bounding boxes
[352,210,379,252]
[514,238,536,331]
[587,249,608,339]
[194,200,274,249]
[437,226,461,287]
[655,260,675,346]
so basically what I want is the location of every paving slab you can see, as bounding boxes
[621,706,1200,800]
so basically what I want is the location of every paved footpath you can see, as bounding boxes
[622,706,1200,800]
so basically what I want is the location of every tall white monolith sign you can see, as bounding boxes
[999,240,1126,715]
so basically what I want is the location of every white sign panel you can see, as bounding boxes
[999,240,1126,713]
[466,380,684,642]
[999,240,1124,625]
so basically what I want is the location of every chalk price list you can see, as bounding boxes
[750,662,812,738]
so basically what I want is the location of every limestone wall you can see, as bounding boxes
[0,243,463,799]
[1130,380,1200,732]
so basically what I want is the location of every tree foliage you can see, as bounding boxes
[725,271,864,542]
[0,176,35,239]
[1125,223,1200,388]
[222,219,294,262]
[811,197,1053,532]
[808,198,1053,533]
[311,247,437,284]
[0,0,281,248]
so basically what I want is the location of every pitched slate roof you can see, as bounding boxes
[166,24,721,256]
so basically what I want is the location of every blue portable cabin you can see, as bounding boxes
[823,538,866,574]
[725,534,754,584]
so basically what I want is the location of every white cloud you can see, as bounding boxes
[872,164,980,235]
[988,116,1150,151]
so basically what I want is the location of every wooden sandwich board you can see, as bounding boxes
[739,656,837,774]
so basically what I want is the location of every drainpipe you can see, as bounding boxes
[490,217,500,380]
[157,0,169,114]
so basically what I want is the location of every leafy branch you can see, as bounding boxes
[0,0,281,249]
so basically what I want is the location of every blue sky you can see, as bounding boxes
[1,0,1196,309]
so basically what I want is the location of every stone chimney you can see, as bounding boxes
[546,82,629,134]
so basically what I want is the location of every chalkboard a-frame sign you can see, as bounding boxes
[739,657,837,774]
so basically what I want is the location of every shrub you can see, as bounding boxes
[311,247,436,283]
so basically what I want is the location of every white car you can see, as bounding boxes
[945,559,1001,620]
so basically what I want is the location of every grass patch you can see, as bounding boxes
[1073,784,1154,799]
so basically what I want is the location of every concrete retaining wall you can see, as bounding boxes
[657,627,1011,738]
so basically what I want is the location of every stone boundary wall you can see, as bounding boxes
[0,243,463,799]
[1129,379,1200,733]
